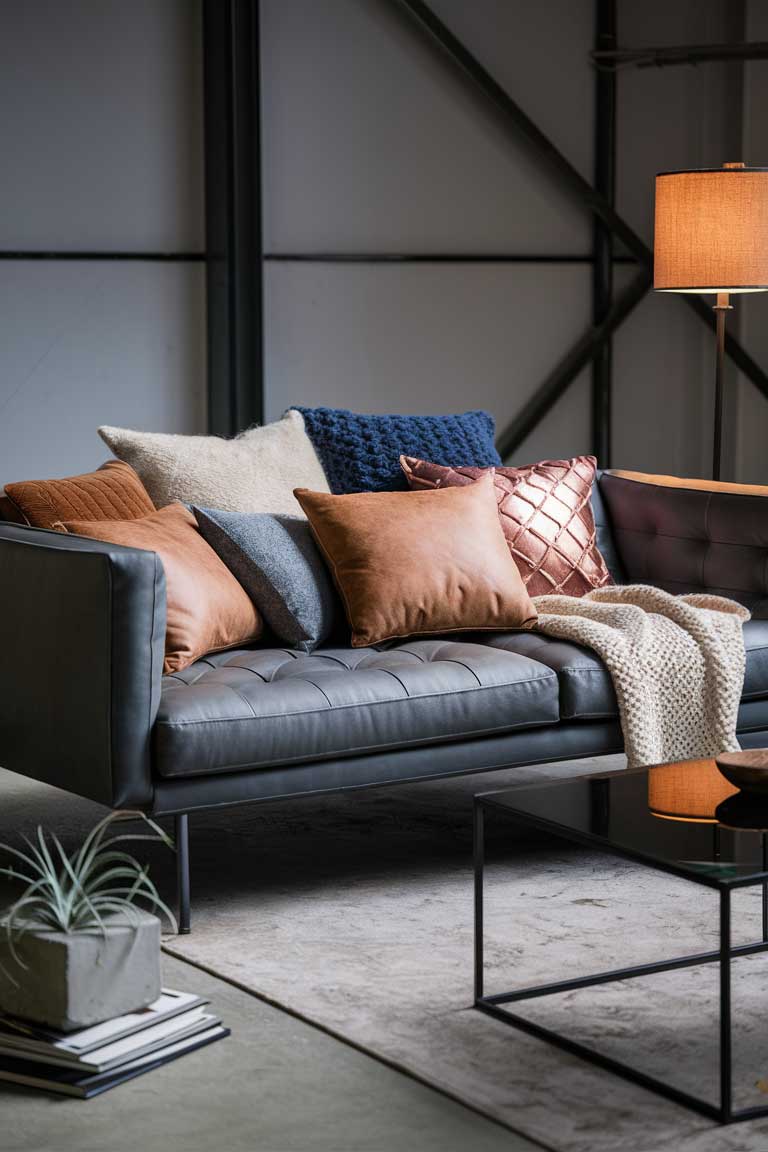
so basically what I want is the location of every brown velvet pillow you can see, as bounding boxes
[401,455,612,598]
[5,460,156,531]
[61,503,263,673]
[294,474,537,648]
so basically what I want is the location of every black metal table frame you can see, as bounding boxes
[473,794,768,1124]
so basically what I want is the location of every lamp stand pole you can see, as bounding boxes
[712,291,732,481]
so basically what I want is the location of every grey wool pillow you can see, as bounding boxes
[193,507,340,653]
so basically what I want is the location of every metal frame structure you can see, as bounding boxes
[473,791,768,1125]
[593,40,768,70]
[200,0,768,468]
[203,0,264,437]
[391,0,768,465]
[1,3,765,465]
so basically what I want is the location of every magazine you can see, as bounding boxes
[0,988,207,1057]
[0,1024,229,1098]
[0,1008,220,1073]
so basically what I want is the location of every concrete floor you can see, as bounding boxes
[4,953,542,1152]
[0,770,542,1152]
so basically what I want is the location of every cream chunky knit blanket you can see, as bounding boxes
[531,585,750,769]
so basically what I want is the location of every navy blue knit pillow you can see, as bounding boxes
[290,407,501,494]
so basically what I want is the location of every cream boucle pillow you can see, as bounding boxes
[98,411,330,516]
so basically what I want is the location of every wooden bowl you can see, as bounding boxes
[716,750,768,793]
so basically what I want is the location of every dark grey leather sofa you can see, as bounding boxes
[2,471,768,931]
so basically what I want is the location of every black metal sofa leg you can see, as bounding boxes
[175,813,191,934]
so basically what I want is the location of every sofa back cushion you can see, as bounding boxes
[4,460,155,530]
[401,454,613,597]
[62,503,263,673]
[592,470,625,584]
[294,474,537,647]
[291,406,501,493]
[599,470,768,614]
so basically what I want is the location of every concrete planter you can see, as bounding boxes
[0,912,162,1031]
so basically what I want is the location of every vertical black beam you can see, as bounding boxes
[203,0,263,437]
[592,0,616,466]
[718,0,746,480]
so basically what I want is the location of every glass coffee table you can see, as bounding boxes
[473,759,768,1124]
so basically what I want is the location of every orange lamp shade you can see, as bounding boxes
[654,164,768,293]
[647,759,739,823]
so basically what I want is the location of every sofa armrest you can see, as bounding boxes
[0,524,166,809]
[598,471,768,613]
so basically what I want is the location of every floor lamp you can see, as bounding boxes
[653,162,768,480]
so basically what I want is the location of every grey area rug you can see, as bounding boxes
[154,754,768,1152]
[2,759,768,1152]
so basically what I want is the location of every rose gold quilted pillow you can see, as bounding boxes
[400,455,612,597]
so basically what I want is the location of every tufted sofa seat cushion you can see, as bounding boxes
[484,619,768,726]
[153,639,560,778]
[480,632,617,720]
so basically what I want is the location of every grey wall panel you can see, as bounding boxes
[0,262,206,485]
[261,0,761,483]
[0,0,203,251]
[612,284,712,477]
[431,0,593,181]
[514,371,592,468]
[260,0,590,254]
[611,0,753,481]
[264,261,591,440]
[617,0,739,246]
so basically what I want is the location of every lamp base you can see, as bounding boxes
[712,292,732,481]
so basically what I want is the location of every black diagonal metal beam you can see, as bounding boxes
[392,0,649,266]
[391,0,768,450]
[497,271,651,459]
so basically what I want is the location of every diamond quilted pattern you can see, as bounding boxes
[401,455,612,597]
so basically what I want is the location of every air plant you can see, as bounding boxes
[0,811,178,978]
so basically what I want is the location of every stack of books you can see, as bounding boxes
[0,988,229,1098]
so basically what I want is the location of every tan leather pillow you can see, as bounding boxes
[5,460,156,530]
[294,474,537,647]
[61,504,263,673]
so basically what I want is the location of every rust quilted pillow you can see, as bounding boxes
[400,455,612,598]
